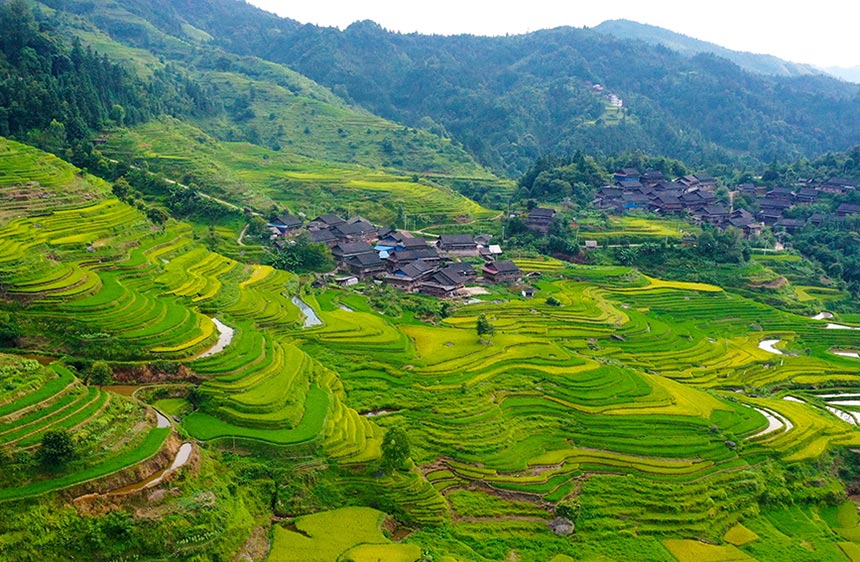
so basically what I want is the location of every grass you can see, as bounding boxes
[268,506,416,562]
[183,385,329,444]
[0,427,170,501]
[102,117,501,230]
[662,539,753,562]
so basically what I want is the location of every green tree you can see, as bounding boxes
[146,206,170,225]
[381,426,410,473]
[476,314,495,340]
[89,360,113,386]
[38,429,76,468]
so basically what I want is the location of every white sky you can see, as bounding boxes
[245,0,858,68]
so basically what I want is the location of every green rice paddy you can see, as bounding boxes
[3,137,860,560]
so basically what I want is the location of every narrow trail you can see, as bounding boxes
[237,223,249,246]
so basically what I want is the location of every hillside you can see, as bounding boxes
[5,134,860,561]
[6,1,860,560]
[92,0,860,176]
[594,19,824,79]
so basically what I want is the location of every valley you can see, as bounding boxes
[1,0,860,560]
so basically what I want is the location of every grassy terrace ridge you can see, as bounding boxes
[0,136,382,465]
[0,355,170,501]
[101,117,502,229]
[4,138,860,558]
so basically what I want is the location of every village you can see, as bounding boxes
[594,168,860,238]
[266,212,538,298]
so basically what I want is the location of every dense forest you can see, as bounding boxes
[0,0,215,161]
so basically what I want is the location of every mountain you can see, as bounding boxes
[87,0,860,177]
[824,65,860,84]
[594,19,825,79]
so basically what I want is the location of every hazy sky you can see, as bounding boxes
[245,0,857,68]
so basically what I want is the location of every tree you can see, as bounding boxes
[38,429,76,468]
[89,361,113,386]
[476,314,495,340]
[381,426,410,473]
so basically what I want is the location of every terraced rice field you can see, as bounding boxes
[102,118,500,229]
[5,139,860,559]
[0,139,381,471]
[0,354,169,499]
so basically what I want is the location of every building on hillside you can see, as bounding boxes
[308,228,338,246]
[385,260,438,291]
[385,248,442,270]
[444,262,477,280]
[309,213,346,230]
[268,214,303,234]
[331,241,375,260]
[482,260,522,283]
[836,203,860,218]
[437,234,479,256]
[773,218,806,234]
[344,252,385,279]
[419,266,468,298]
[526,207,557,233]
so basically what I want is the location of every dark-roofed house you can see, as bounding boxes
[445,262,477,280]
[438,234,479,256]
[345,252,385,279]
[807,213,827,227]
[649,194,683,214]
[332,219,377,242]
[795,188,819,204]
[331,241,375,260]
[677,175,700,188]
[837,203,860,217]
[385,259,438,290]
[693,174,716,189]
[642,170,666,185]
[397,236,429,251]
[614,168,641,182]
[308,228,338,246]
[695,204,730,226]
[309,213,346,230]
[526,207,557,233]
[482,260,522,283]
[774,218,806,234]
[419,266,468,298]
[821,177,860,194]
[269,214,303,233]
[385,248,441,269]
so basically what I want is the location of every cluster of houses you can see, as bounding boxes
[268,212,524,297]
[737,179,860,233]
[594,168,860,238]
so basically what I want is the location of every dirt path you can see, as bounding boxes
[237,223,249,246]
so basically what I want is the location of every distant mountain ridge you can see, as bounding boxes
[593,19,826,79]
[34,0,860,176]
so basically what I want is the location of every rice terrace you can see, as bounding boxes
[3,0,860,560]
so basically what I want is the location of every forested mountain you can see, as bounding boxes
[593,19,824,79]
[68,0,860,176]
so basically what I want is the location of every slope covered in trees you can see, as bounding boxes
[98,0,860,175]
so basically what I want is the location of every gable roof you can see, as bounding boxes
[485,260,520,274]
[346,252,383,267]
[314,213,346,226]
[439,234,476,246]
[273,214,302,228]
[332,241,374,255]
[528,207,556,219]
[308,229,337,243]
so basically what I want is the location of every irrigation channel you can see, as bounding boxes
[748,407,793,438]
[758,339,783,355]
[108,443,193,495]
[197,318,235,358]
[291,296,323,328]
